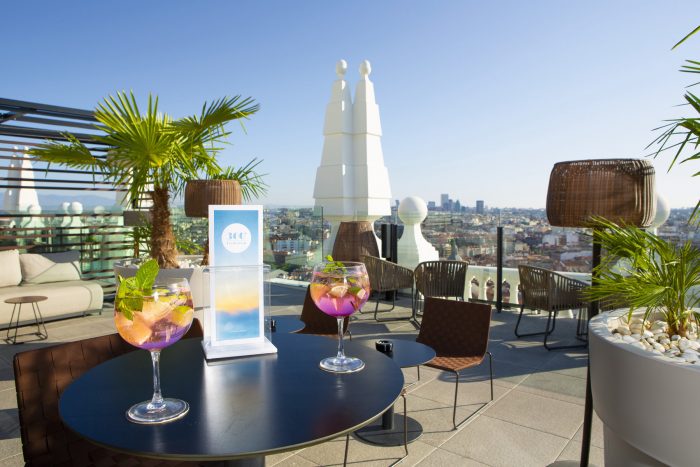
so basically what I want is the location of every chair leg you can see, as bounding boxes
[452,370,460,430]
[343,434,349,466]
[514,303,551,338]
[544,310,588,351]
[417,365,420,381]
[487,351,494,401]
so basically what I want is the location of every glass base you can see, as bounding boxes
[319,356,365,373]
[126,398,189,424]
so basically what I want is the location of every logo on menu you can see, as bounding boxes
[221,223,251,254]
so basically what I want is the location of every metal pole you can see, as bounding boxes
[496,226,503,312]
[580,228,602,467]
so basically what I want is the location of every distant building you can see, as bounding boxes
[441,193,449,210]
[476,200,485,214]
[427,201,436,210]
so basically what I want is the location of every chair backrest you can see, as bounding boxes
[417,297,491,358]
[414,260,468,299]
[13,319,203,466]
[361,255,414,293]
[298,286,350,335]
[518,265,588,312]
[518,265,551,310]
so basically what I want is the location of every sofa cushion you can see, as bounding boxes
[0,249,22,287]
[19,251,81,284]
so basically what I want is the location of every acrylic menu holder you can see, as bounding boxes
[201,265,276,360]
[201,205,276,360]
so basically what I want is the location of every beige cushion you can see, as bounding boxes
[19,251,81,284]
[0,249,22,287]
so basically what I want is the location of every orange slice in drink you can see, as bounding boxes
[116,312,153,346]
[328,284,348,298]
[310,283,327,302]
[139,299,171,325]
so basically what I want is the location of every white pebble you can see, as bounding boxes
[672,335,681,341]
[617,326,631,336]
[642,330,654,339]
[653,343,666,353]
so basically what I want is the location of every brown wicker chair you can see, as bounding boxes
[13,319,204,467]
[515,265,588,350]
[294,286,351,339]
[360,255,415,322]
[413,260,468,320]
[416,297,493,430]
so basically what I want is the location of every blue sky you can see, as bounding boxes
[4,1,699,208]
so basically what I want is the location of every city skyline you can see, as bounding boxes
[3,1,699,208]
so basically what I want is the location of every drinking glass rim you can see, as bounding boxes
[116,277,191,299]
[314,261,366,269]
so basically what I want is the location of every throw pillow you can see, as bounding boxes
[0,249,22,287]
[19,252,81,284]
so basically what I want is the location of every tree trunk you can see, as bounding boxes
[150,186,179,268]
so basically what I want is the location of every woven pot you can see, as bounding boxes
[332,221,380,262]
[184,180,242,217]
[546,159,655,228]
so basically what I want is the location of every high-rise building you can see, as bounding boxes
[441,193,449,210]
[427,201,436,210]
[476,200,485,214]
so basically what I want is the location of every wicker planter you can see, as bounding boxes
[590,310,700,466]
[184,179,242,217]
[546,159,655,227]
[332,221,380,262]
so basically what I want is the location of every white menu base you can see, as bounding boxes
[202,337,278,360]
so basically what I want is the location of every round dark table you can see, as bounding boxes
[59,332,404,465]
[269,315,303,333]
[354,338,435,447]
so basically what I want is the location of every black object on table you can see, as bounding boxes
[354,338,436,447]
[268,315,304,333]
[59,332,404,466]
[4,295,48,344]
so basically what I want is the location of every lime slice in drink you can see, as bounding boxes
[171,305,194,327]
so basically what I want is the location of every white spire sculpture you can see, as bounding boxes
[313,60,392,253]
[3,146,40,213]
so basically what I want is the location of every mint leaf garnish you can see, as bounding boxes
[323,255,347,274]
[135,259,159,291]
[116,259,160,321]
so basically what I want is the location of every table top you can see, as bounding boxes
[4,295,47,304]
[59,332,404,462]
[357,338,435,368]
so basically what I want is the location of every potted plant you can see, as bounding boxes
[585,218,700,465]
[184,159,268,265]
[30,91,262,268]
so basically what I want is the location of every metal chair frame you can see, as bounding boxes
[413,260,468,323]
[361,255,415,323]
[515,265,588,350]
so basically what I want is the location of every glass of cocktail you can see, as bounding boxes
[114,276,194,424]
[310,261,370,373]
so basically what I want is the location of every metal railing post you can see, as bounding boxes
[496,226,503,312]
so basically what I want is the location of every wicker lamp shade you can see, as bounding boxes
[184,180,242,217]
[332,221,380,262]
[546,159,656,228]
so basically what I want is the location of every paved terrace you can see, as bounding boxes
[0,284,603,466]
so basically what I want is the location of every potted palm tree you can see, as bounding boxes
[585,218,700,465]
[30,91,262,268]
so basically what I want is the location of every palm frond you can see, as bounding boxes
[672,25,700,50]
[211,158,268,201]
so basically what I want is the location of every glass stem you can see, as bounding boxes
[148,350,165,411]
[337,317,345,359]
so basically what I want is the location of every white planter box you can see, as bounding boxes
[590,309,700,466]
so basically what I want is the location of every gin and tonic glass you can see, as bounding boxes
[114,277,194,424]
[310,261,370,373]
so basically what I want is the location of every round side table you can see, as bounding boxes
[5,295,48,344]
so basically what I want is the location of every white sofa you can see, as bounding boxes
[0,249,104,328]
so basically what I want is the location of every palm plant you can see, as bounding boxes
[584,218,700,336]
[648,24,700,223]
[30,91,260,267]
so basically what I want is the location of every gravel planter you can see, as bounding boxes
[590,309,700,466]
